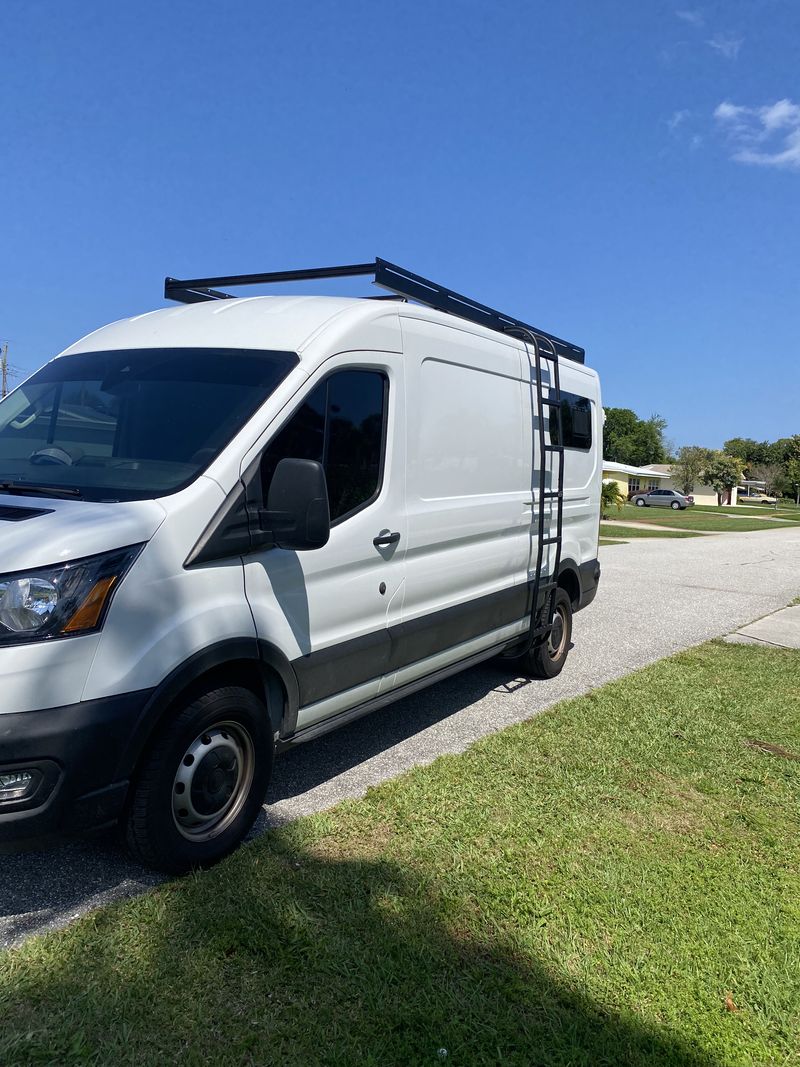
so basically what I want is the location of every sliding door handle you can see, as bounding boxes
[373,531,401,548]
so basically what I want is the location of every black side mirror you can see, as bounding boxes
[259,458,330,551]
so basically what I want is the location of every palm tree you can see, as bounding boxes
[601,480,625,520]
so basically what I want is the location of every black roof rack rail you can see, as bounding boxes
[164,258,585,364]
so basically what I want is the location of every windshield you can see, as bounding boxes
[0,348,298,501]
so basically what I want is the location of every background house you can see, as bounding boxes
[602,461,669,498]
[645,464,737,506]
[602,460,736,506]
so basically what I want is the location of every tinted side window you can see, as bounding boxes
[551,391,592,450]
[261,369,386,522]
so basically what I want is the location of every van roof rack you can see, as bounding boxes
[164,258,585,364]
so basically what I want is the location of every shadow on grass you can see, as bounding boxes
[0,832,719,1067]
[0,661,536,948]
[2,629,593,950]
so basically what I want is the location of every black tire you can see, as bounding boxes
[125,685,273,875]
[636,498,646,507]
[506,587,573,680]
[671,501,681,510]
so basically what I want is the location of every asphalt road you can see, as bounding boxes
[3,525,800,950]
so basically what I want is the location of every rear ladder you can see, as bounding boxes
[507,328,565,646]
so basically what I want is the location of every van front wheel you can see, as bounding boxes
[125,686,273,874]
[506,588,573,679]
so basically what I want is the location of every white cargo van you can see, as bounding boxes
[0,260,601,872]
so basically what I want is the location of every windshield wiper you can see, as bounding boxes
[0,481,83,499]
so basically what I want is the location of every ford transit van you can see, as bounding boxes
[0,260,601,872]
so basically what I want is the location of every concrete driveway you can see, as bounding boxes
[3,525,800,950]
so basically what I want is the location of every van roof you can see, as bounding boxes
[60,296,380,359]
[59,294,597,383]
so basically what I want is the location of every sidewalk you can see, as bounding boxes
[724,605,800,650]
[600,519,713,534]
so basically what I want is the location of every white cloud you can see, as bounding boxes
[714,98,800,170]
[760,99,800,130]
[707,33,743,59]
[714,102,746,122]
[668,109,691,132]
[676,9,704,27]
[664,110,703,154]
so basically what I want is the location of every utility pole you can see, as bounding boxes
[0,342,18,398]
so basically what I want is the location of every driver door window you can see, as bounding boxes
[259,369,387,523]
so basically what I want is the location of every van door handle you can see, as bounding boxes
[373,531,401,548]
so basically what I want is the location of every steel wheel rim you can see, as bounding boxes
[172,721,255,841]
[547,604,567,659]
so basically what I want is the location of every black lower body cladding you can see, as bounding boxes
[0,691,150,846]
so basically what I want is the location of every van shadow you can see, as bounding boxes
[0,659,534,948]
[266,659,534,805]
[0,841,720,1066]
[0,831,163,949]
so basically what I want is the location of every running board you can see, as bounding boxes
[277,640,511,750]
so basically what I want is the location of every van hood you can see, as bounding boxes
[0,494,167,574]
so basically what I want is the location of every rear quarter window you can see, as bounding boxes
[551,391,592,451]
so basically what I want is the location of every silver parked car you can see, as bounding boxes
[631,488,695,510]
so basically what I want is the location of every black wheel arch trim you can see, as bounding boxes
[556,559,582,607]
[114,638,299,782]
[577,557,601,610]
[555,557,600,612]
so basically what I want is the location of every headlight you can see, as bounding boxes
[0,544,143,644]
[0,577,59,631]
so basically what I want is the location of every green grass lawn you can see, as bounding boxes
[599,537,626,545]
[616,503,800,532]
[691,503,800,519]
[599,522,700,539]
[2,641,799,1066]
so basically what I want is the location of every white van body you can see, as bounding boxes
[0,290,601,870]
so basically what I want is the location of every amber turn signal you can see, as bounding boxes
[62,576,118,633]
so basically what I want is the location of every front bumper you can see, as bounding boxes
[0,691,151,848]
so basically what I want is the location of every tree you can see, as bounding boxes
[701,452,744,506]
[778,435,800,469]
[749,463,784,506]
[723,435,800,480]
[671,445,713,495]
[603,407,638,461]
[603,408,668,467]
[723,438,770,472]
[600,480,625,520]
[767,437,799,466]
[784,457,800,505]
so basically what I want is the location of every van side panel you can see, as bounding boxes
[392,316,532,679]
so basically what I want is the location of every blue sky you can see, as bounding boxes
[2,0,798,450]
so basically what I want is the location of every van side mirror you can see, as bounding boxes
[259,458,330,551]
